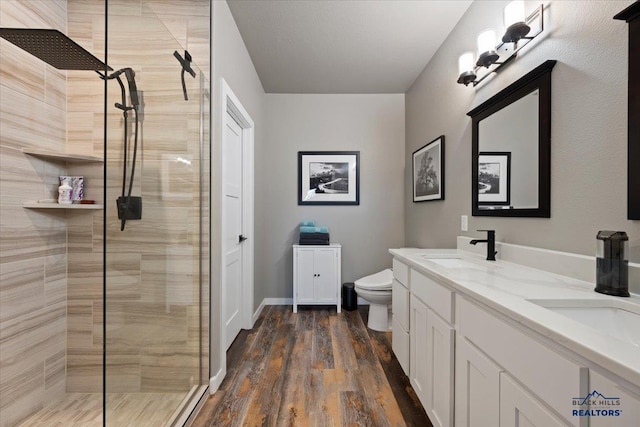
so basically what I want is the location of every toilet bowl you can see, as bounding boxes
[354,269,393,331]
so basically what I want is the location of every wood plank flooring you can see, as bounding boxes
[192,306,431,427]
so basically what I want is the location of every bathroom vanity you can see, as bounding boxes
[390,242,640,427]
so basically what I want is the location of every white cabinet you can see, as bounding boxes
[293,244,341,313]
[589,370,640,427]
[454,337,501,427]
[426,308,455,427]
[410,294,429,403]
[392,271,410,374]
[410,293,454,427]
[500,373,566,427]
[457,295,587,427]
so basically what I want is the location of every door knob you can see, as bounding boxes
[238,234,248,243]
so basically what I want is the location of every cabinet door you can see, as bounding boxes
[392,317,409,376]
[314,248,336,302]
[500,373,566,427]
[455,337,501,427]
[426,308,454,427]
[296,249,315,302]
[392,279,409,331]
[410,294,429,408]
[589,370,640,427]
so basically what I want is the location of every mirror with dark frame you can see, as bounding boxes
[468,60,556,217]
[614,3,640,220]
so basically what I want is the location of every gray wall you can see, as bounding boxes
[212,0,265,377]
[259,94,405,300]
[405,0,640,259]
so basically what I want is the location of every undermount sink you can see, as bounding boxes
[528,299,640,348]
[412,255,485,270]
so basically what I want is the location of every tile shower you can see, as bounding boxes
[0,1,210,426]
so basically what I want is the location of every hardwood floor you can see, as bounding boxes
[192,306,431,427]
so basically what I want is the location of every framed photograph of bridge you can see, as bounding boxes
[413,135,445,202]
[298,151,360,205]
[478,152,511,205]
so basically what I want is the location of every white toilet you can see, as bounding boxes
[354,269,393,331]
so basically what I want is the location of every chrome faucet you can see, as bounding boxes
[470,230,497,261]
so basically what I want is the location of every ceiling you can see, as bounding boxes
[227,0,472,94]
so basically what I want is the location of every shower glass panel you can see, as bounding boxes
[0,0,208,426]
[104,1,210,426]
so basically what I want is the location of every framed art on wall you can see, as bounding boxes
[413,136,444,202]
[478,152,511,205]
[298,151,360,205]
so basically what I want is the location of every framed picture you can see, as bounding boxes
[412,136,445,202]
[478,152,511,205]
[298,151,360,205]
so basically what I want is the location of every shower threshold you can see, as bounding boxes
[16,391,189,427]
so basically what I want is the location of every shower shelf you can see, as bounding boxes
[23,202,103,210]
[22,148,103,163]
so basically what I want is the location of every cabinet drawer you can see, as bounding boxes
[393,258,409,287]
[392,317,409,376]
[411,269,454,324]
[392,279,409,331]
[458,296,587,426]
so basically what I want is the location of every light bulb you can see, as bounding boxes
[504,0,526,28]
[477,29,497,55]
[458,52,475,75]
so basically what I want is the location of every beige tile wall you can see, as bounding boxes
[1,0,209,423]
[0,1,69,425]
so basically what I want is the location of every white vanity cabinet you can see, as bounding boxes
[499,373,567,427]
[390,248,640,427]
[454,337,501,427]
[392,259,410,374]
[292,244,341,313]
[410,270,455,427]
[457,295,588,427]
[588,370,640,427]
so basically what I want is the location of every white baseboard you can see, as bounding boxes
[263,298,293,305]
[252,299,265,324]
[209,368,225,393]
[261,297,368,307]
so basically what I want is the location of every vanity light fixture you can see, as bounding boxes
[503,0,531,43]
[476,29,499,68]
[457,51,476,85]
[456,1,544,87]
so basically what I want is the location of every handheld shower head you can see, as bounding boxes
[123,68,139,107]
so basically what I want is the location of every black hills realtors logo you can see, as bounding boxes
[572,390,621,417]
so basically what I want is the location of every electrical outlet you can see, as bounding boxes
[461,215,468,231]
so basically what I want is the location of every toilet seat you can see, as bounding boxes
[354,268,393,291]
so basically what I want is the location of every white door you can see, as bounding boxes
[223,112,244,349]
[426,308,455,427]
[500,373,566,427]
[455,337,501,427]
[296,249,315,302]
[314,249,336,302]
[410,294,429,407]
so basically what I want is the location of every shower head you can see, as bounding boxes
[0,28,111,71]
[104,68,140,109]
[124,68,139,107]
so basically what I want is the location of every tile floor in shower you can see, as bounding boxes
[16,392,187,427]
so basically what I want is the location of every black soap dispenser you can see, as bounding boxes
[595,231,630,297]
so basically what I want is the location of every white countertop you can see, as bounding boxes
[389,248,640,388]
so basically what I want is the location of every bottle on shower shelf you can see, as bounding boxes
[58,177,73,205]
